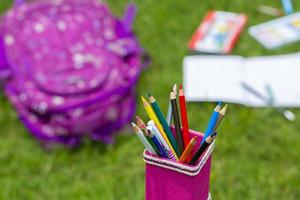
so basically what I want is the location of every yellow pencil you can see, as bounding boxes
[179,137,197,163]
[141,96,178,159]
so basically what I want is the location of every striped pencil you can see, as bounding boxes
[147,126,168,158]
[147,120,176,161]
[147,125,175,161]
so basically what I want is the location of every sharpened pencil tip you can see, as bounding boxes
[172,84,177,95]
[215,102,222,112]
[136,116,147,129]
[132,122,141,133]
[220,105,228,115]
[179,85,184,96]
[147,93,152,97]
[170,91,176,99]
[179,84,182,89]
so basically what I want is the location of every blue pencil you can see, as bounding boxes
[147,129,168,158]
[201,103,221,145]
[281,0,293,15]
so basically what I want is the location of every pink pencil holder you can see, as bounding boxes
[143,129,215,200]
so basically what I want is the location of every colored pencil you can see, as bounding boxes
[166,102,172,126]
[147,126,168,158]
[213,105,227,132]
[136,116,159,154]
[141,96,177,158]
[170,91,184,155]
[147,120,170,151]
[190,132,217,165]
[179,137,197,163]
[166,84,177,126]
[257,5,284,17]
[147,120,171,150]
[179,84,190,149]
[144,134,159,155]
[172,84,177,96]
[147,125,176,161]
[281,0,293,15]
[200,103,221,145]
[132,122,156,155]
[148,94,180,157]
[136,116,147,130]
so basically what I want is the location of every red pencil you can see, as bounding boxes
[179,84,190,149]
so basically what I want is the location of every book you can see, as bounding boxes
[249,12,300,49]
[183,53,300,107]
[188,11,247,54]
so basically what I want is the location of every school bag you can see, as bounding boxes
[0,0,148,147]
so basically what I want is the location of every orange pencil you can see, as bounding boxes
[179,84,190,149]
[179,137,197,163]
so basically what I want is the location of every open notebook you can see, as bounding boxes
[183,53,300,107]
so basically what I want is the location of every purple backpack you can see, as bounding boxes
[0,0,147,147]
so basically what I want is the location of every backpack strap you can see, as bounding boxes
[122,4,137,33]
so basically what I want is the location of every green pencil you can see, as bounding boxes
[148,94,180,157]
[144,131,160,155]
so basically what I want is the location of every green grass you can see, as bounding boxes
[1,0,300,199]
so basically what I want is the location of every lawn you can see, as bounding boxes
[1,0,300,199]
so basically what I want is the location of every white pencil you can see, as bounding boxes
[147,123,176,161]
[147,120,170,151]
[132,122,156,155]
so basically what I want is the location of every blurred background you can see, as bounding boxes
[0,0,300,199]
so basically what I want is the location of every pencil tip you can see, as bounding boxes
[179,85,184,95]
[220,104,228,115]
[173,84,177,95]
[179,84,182,89]
[132,122,140,132]
[136,115,141,121]
[170,91,176,99]
[148,93,152,97]
[217,101,222,106]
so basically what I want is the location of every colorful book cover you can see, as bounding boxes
[188,11,247,54]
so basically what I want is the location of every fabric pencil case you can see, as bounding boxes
[143,128,215,200]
